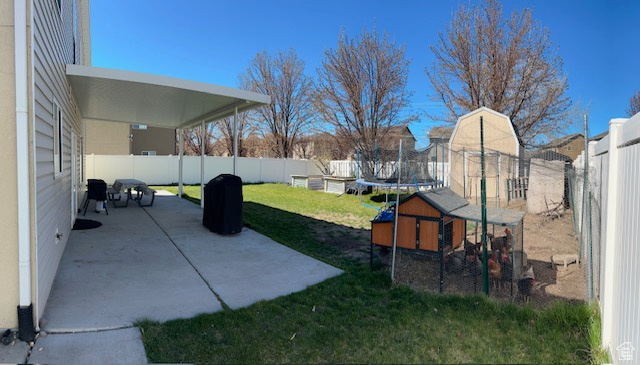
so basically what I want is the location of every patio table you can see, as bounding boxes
[112,179,147,207]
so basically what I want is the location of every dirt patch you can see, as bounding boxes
[520,211,587,305]
[309,220,371,261]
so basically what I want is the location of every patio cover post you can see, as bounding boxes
[200,120,205,208]
[233,107,238,175]
[178,128,183,197]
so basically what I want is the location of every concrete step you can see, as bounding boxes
[551,254,578,269]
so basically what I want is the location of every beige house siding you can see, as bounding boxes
[449,108,520,206]
[86,123,176,155]
[0,0,20,328]
[542,136,585,161]
[85,120,130,154]
[32,0,88,321]
[383,126,416,151]
[131,126,176,155]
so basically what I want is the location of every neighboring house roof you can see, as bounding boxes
[428,126,453,140]
[589,131,608,141]
[542,133,584,148]
[385,125,417,141]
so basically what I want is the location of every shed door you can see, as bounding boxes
[466,153,500,200]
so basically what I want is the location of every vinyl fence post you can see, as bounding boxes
[601,118,625,349]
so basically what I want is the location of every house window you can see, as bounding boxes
[53,100,63,177]
[141,151,156,156]
[132,124,147,130]
[56,0,62,13]
[567,146,573,151]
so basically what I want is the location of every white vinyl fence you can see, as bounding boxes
[580,113,640,364]
[86,155,323,185]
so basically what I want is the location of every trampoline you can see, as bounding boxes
[356,178,442,209]
[356,178,440,189]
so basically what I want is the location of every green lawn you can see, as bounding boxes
[142,183,595,364]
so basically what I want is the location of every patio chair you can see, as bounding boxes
[107,181,123,205]
[134,186,156,207]
[83,179,108,216]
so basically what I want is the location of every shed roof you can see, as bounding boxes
[450,107,523,149]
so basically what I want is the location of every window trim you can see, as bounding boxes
[141,151,157,156]
[53,99,64,178]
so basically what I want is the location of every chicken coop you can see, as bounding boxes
[371,188,527,300]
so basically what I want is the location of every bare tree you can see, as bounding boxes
[627,90,640,117]
[310,132,352,175]
[314,27,415,175]
[426,0,573,145]
[241,49,313,158]
[180,123,218,155]
[213,111,254,157]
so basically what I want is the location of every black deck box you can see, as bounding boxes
[202,174,243,234]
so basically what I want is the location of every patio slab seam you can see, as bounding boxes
[142,206,230,311]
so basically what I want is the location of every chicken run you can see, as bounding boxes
[371,188,534,301]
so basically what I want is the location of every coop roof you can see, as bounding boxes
[404,187,525,226]
[412,188,469,214]
[449,205,525,226]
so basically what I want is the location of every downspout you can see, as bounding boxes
[200,120,205,208]
[15,0,35,342]
[233,107,238,175]
[178,128,183,197]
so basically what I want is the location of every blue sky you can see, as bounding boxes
[91,0,640,148]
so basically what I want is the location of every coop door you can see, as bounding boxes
[443,220,454,249]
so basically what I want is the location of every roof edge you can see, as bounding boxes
[66,64,271,104]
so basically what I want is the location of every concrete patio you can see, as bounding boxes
[24,192,343,363]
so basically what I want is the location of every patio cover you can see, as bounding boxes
[449,205,525,226]
[66,65,270,129]
[66,65,270,202]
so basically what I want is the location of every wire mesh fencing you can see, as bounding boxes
[370,148,596,307]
